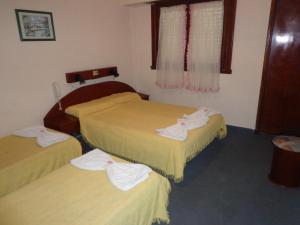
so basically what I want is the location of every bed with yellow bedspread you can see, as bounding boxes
[66,92,227,182]
[0,155,170,225]
[0,134,81,197]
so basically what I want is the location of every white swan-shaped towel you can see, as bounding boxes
[155,107,221,140]
[71,149,152,191]
[107,163,152,191]
[180,107,221,130]
[13,126,69,147]
[70,149,115,171]
[177,116,209,130]
[13,125,46,138]
[183,107,220,119]
[36,130,69,148]
[156,122,188,141]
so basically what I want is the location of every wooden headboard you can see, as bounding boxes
[65,67,119,83]
[44,81,136,134]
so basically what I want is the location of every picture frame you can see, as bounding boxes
[15,9,56,41]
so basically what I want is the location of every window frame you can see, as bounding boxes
[151,0,237,74]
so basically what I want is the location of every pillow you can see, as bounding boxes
[65,92,141,118]
[65,99,114,118]
[99,92,141,104]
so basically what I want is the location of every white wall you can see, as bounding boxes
[0,0,272,137]
[128,0,272,129]
[0,0,133,137]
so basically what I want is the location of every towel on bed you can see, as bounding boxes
[37,130,69,148]
[70,149,115,171]
[184,107,220,119]
[13,126,46,138]
[156,122,188,141]
[71,149,152,191]
[107,163,152,191]
[179,107,220,130]
[177,116,209,130]
[155,107,221,140]
[13,126,69,147]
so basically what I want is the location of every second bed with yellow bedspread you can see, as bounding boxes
[66,92,227,182]
[0,133,81,197]
[0,155,170,225]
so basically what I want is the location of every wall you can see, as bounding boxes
[128,0,272,129]
[0,0,272,137]
[0,0,133,137]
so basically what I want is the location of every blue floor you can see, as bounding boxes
[154,126,300,225]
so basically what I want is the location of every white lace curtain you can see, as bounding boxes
[187,1,223,92]
[156,5,186,88]
[156,1,224,93]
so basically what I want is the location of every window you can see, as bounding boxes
[151,0,237,74]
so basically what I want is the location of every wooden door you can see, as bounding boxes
[256,0,300,135]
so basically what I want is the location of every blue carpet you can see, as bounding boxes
[154,126,300,225]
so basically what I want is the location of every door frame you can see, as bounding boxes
[255,0,278,133]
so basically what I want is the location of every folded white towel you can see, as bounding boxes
[71,149,152,191]
[155,107,221,140]
[36,129,69,148]
[201,107,220,117]
[107,163,152,191]
[13,125,47,138]
[177,116,209,130]
[71,149,115,171]
[184,107,220,119]
[13,125,69,147]
[156,122,188,141]
[183,110,207,120]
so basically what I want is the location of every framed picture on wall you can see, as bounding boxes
[15,9,56,41]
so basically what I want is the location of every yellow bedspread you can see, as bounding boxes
[73,93,226,182]
[0,157,170,225]
[0,134,81,197]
